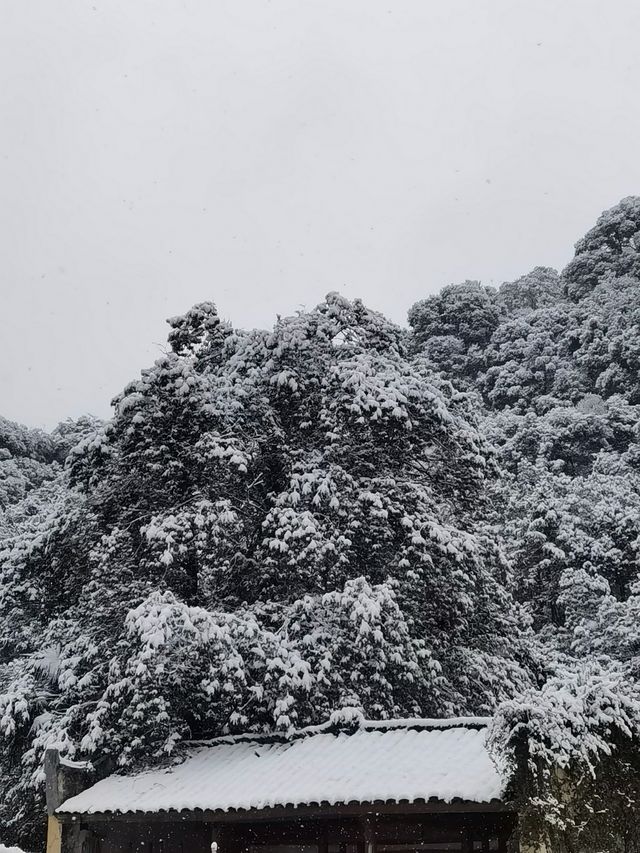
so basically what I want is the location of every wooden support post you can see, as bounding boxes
[45,750,63,853]
[45,749,62,813]
[62,821,81,853]
[44,747,97,853]
[362,814,376,853]
[46,815,63,853]
[211,824,224,853]
[319,821,329,853]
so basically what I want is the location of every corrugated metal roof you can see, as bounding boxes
[58,717,504,816]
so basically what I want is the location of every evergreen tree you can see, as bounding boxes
[563,196,640,300]
[0,294,533,847]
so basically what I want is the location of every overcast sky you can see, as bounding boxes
[2,0,640,429]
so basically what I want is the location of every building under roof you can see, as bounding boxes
[47,716,517,853]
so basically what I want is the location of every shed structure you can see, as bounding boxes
[48,717,517,853]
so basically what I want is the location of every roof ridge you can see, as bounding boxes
[362,716,491,731]
[188,715,492,749]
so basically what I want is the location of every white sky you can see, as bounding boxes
[2,0,640,429]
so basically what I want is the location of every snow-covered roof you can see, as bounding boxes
[58,716,505,816]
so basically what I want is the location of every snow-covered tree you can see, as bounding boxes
[491,659,640,853]
[499,266,564,314]
[0,294,534,847]
[563,196,640,300]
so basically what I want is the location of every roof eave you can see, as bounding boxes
[57,798,510,824]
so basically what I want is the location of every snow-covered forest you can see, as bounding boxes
[2,197,640,852]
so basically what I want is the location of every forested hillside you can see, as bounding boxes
[2,197,640,852]
[0,417,62,515]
